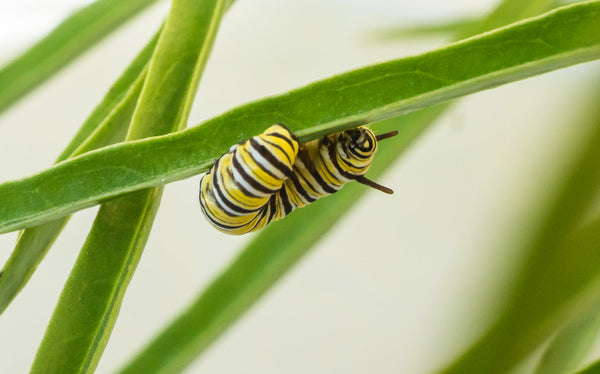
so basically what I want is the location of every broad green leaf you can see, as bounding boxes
[29,0,228,372]
[0,30,158,316]
[533,295,600,374]
[0,1,598,234]
[438,87,600,373]
[0,0,158,115]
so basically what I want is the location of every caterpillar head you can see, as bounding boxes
[320,127,379,174]
[322,126,398,194]
[343,127,378,159]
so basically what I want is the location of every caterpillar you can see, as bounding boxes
[199,124,398,235]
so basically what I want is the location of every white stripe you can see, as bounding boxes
[233,151,276,197]
[250,138,288,180]
[211,160,246,217]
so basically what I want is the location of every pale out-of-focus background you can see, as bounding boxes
[1,1,599,373]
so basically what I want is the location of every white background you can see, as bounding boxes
[1,0,599,373]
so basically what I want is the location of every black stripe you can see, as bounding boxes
[263,138,294,164]
[278,185,294,215]
[226,166,260,199]
[200,187,246,231]
[338,153,362,171]
[208,160,232,215]
[245,145,278,180]
[328,144,357,180]
[319,154,342,185]
[344,141,371,160]
[232,153,277,194]
[296,151,338,194]
[267,132,298,147]
[314,144,345,184]
[248,206,269,232]
[287,172,316,203]
[249,138,294,178]
[212,160,256,215]
[267,194,279,222]
[199,175,207,203]
[295,170,321,197]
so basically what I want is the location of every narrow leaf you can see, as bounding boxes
[57,28,160,161]
[0,1,599,234]
[533,296,600,374]
[0,29,158,316]
[117,0,563,371]
[30,190,163,374]
[29,0,229,372]
[459,0,558,36]
[372,17,480,40]
[0,0,158,115]
[118,107,444,374]
[576,360,600,374]
[439,91,600,373]
[371,0,575,41]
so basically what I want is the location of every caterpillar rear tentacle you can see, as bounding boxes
[199,124,396,235]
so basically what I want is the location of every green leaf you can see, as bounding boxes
[438,90,600,373]
[0,30,158,316]
[371,17,479,40]
[458,0,558,36]
[575,360,600,374]
[0,1,599,234]
[117,0,564,371]
[57,28,160,161]
[370,0,572,41]
[0,0,158,115]
[31,190,163,374]
[533,296,600,374]
[118,106,444,374]
[29,0,228,372]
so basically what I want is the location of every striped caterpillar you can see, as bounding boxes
[199,124,397,235]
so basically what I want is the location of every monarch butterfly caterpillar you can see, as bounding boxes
[199,124,398,235]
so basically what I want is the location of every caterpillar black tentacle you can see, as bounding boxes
[199,124,396,235]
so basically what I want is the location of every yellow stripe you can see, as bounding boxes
[236,146,283,189]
